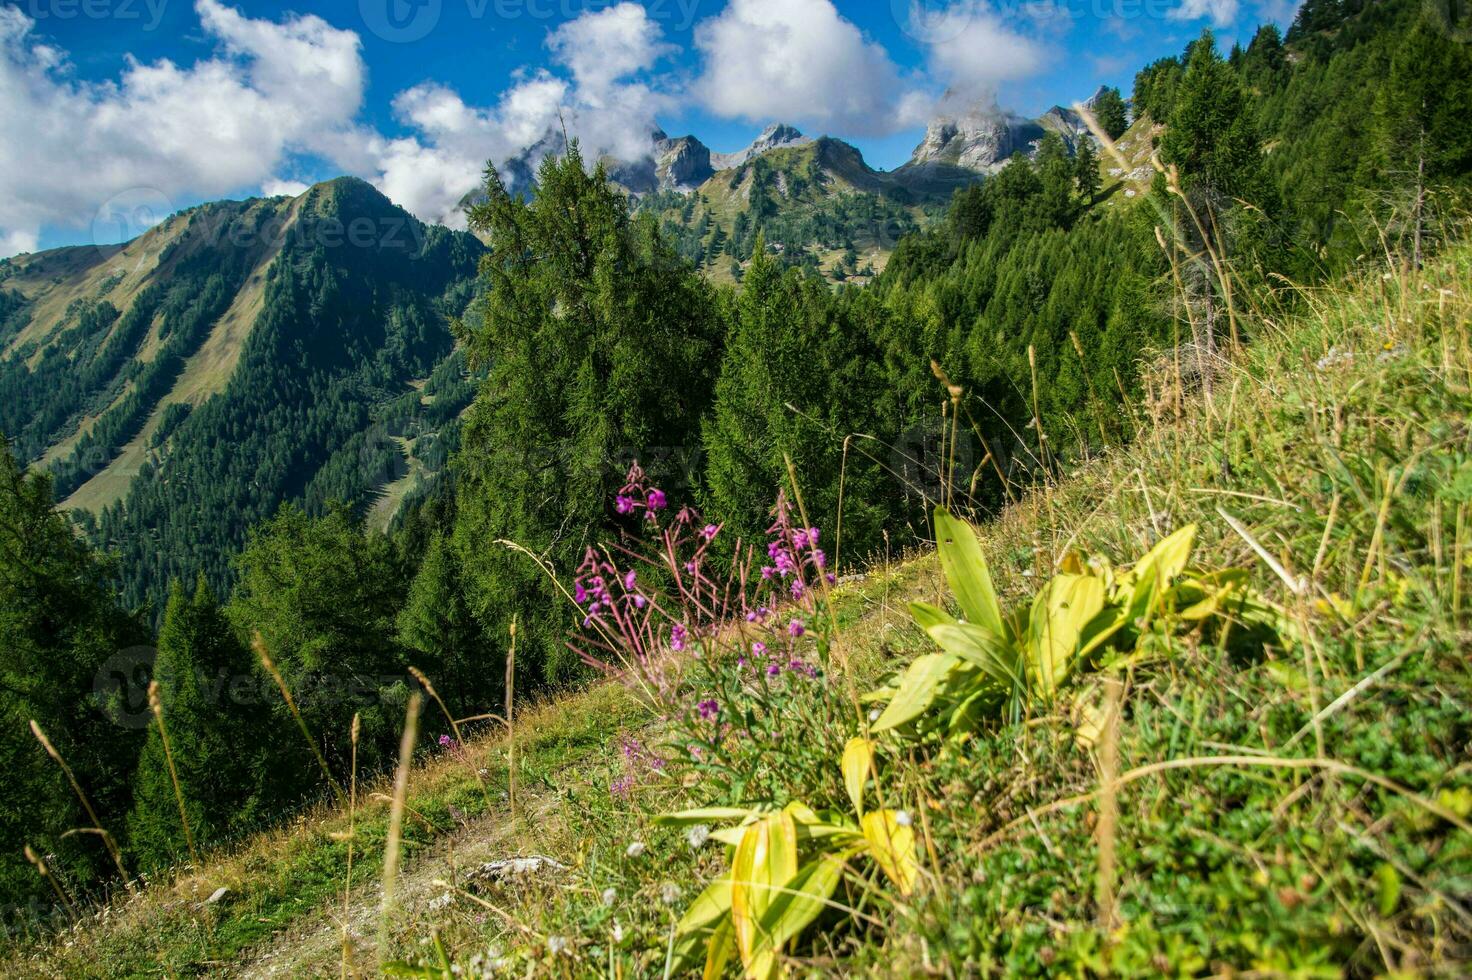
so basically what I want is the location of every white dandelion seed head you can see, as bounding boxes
[894,810,913,827]
[659,882,683,905]
[625,841,646,858]
[685,824,710,850]
[601,887,617,906]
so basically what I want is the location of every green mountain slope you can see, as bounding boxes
[0,178,484,617]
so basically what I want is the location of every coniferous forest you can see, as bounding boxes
[1,0,1470,967]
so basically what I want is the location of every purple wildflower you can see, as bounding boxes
[787,619,805,637]
[701,524,719,540]
[670,623,688,652]
[574,582,588,604]
[766,663,782,678]
[646,488,667,510]
[615,495,635,515]
[752,641,767,657]
[760,566,776,580]
[623,569,637,590]
[438,734,453,748]
[697,699,719,721]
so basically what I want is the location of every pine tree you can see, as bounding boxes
[1093,86,1129,140]
[452,143,721,686]
[127,577,270,873]
[0,439,145,902]
[227,503,407,781]
[1075,140,1102,204]
[397,533,488,715]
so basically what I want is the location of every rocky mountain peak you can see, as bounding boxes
[711,123,812,170]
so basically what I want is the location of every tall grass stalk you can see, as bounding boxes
[408,667,491,810]
[505,616,517,825]
[24,845,75,922]
[340,711,360,979]
[146,680,199,867]
[378,693,422,965]
[252,633,346,807]
[28,719,133,893]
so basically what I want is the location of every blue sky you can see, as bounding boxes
[0,0,1295,254]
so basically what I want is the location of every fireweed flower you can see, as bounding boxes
[615,495,635,515]
[697,699,719,721]
[701,524,719,540]
[766,663,782,678]
[670,623,688,652]
[623,570,637,590]
[438,734,453,748]
[787,619,805,638]
[646,488,667,510]
[752,641,767,657]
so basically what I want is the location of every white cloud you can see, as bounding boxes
[0,0,368,254]
[364,2,675,226]
[693,0,924,136]
[548,3,672,96]
[1169,0,1240,27]
[918,2,1051,105]
[261,178,310,198]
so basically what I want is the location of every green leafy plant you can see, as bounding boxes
[867,507,1283,740]
[656,736,917,979]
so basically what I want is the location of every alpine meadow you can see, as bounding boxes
[0,0,1470,975]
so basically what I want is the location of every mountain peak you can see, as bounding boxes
[712,123,813,171]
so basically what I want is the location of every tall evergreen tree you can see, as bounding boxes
[127,577,272,873]
[1075,140,1102,204]
[227,504,408,783]
[1093,86,1130,140]
[397,532,489,717]
[451,143,722,686]
[0,439,144,904]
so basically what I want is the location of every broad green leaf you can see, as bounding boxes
[871,654,961,732]
[861,809,920,896]
[1121,524,1197,621]
[703,915,735,980]
[934,507,1006,641]
[908,600,957,632]
[841,738,875,817]
[677,876,733,934]
[1076,605,1128,661]
[753,852,850,964]
[1026,573,1106,698]
[730,812,799,979]
[710,825,748,846]
[926,621,1021,690]
[656,806,755,826]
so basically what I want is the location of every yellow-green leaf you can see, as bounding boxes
[909,600,957,632]
[1121,524,1197,621]
[753,852,849,963]
[1026,573,1106,698]
[926,621,1020,690]
[871,654,961,732]
[677,876,732,934]
[861,809,920,896]
[730,812,799,979]
[934,507,1006,641]
[703,915,735,980]
[841,737,875,817]
[656,806,755,826]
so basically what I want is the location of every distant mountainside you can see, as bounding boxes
[0,177,483,616]
[613,92,1113,280]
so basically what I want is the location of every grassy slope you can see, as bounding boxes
[8,243,1471,976]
